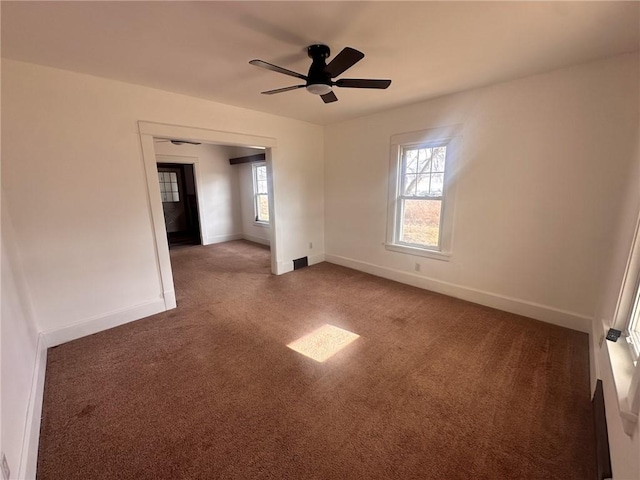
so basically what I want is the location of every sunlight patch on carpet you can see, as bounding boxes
[287,324,360,362]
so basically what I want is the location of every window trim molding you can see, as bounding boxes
[385,125,462,260]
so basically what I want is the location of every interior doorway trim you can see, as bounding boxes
[138,121,279,310]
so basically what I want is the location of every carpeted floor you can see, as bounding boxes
[37,240,596,479]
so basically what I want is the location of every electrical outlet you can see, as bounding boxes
[1,452,10,480]
[414,262,420,272]
[309,242,313,249]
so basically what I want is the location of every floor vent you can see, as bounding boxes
[293,257,309,270]
[593,379,612,480]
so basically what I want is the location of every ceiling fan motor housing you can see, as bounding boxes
[306,44,333,95]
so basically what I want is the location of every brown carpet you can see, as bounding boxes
[37,240,596,479]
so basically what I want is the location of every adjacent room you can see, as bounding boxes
[2,2,639,479]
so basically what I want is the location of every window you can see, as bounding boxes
[386,126,460,260]
[626,281,640,359]
[608,213,640,435]
[614,213,640,361]
[252,163,269,224]
[398,144,447,248]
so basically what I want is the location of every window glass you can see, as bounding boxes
[158,171,179,203]
[253,163,269,223]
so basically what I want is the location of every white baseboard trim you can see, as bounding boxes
[203,233,243,245]
[242,234,270,246]
[276,253,326,275]
[163,289,176,310]
[42,298,166,347]
[590,317,604,396]
[18,333,47,480]
[325,253,592,333]
[308,253,326,266]
[276,260,294,275]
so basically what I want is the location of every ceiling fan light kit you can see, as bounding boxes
[249,44,391,104]
[306,84,332,95]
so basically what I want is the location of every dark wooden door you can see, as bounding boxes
[157,163,201,248]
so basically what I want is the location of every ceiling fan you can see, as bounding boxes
[249,44,391,104]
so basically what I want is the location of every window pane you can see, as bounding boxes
[417,148,432,173]
[257,165,267,181]
[400,199,442,247]
[405,150,418,173]
[416,175,430,196]
[403,175,417,196]
[170,172,177,182]
[258,180,268,194]
[432,147,446,172]
[429,173,444,196]
[257,194,269,222]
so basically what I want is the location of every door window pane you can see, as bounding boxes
[158,171,179,203]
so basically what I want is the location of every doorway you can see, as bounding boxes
[157,163,201,248]
[138,121,280,311]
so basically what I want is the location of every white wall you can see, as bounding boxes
[227,146,271,246]
[230,147,270,247]
[1,58,324,337]
[153,142,243,245]
[1,204,40,479]
[324,53,639,332]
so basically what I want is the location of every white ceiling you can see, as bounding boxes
[2,1,638,125]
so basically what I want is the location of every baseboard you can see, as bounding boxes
[275,253,326,275]
[590,318,605,396]
[18,333,47,480]
[242,234,270,246]
[42,298,166,347]
[308,253,325,266]
[163,289,177,310]
[276,260,294,275]
[203,233,243,245]
[325,253,592,333]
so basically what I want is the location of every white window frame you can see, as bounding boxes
[615,212,640,361]
[385,125,461,261]
[252,162,269,225]
[627,283,640,359]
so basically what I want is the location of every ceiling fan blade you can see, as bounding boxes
[325,47,365,78]
[249,59,307,81]
[261,85,306,95]
[335,78,392,89]
[321,91,338,104]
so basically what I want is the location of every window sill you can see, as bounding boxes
[253,221,269,228]
[605,336,639,436]
[384,243,451,261]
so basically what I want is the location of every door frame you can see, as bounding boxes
[138,121,279,310]
[156,155,206,246]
